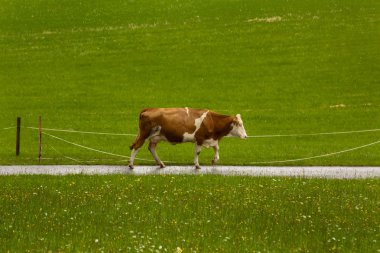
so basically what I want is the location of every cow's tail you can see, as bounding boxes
[129,135,138,150]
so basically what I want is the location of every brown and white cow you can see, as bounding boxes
[128,108,248,169]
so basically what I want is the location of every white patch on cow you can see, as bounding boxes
[148,126,169,144]
[148,125,162,139]
[150,135,168,143]
[202,138,218,148]
[183,111,209,142]
[185,107,189,116]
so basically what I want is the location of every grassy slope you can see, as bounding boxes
[0,0,379,165]
[0,175,379,252]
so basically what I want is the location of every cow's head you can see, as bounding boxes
[228,114,248,139]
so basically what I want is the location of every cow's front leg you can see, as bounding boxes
[194,144,202,169]
[212,144,220,166]
[148,141,165,168]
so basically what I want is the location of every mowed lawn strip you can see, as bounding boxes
[0,175,379,252]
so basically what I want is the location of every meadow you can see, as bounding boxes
[1,1,379,252]
[0,175,379,252]
[1,0,380,165]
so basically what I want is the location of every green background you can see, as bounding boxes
[1,0,379,165]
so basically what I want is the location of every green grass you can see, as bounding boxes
[1,0,380,165]
[0,175,379,252]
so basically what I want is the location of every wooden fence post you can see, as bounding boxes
[16,117,21,156]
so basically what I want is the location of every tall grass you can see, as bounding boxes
[0,175,379,252]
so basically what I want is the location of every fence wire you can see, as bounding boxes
[4,125,380,165]
[25,126,380,138]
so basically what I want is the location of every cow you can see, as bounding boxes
[128,108,248,169]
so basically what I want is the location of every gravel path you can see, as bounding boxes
[0,166,380,179]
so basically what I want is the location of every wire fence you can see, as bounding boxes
[2,125,380,165]
[26,127,136,136]
[1,126,16,130]
[23,126,380,138]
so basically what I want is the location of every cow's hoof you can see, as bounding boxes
[159,163,166,169]
[211,160,216,166]
[195,165,201,170]
[128,164,134,170]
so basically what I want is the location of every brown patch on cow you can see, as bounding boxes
[131,108,205,148]
[194,112,235,145]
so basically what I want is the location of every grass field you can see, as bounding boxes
[1,2,379,252]
[0,175,379,252]
[1,0,380,165]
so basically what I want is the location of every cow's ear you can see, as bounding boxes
[236,114,241,119]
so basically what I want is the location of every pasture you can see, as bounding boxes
[1,0,380,165]
[1,0,379,252]
[0,175,379,252]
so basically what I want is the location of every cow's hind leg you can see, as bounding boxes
[128,149,139,169]
[128,132,148,169]
[148,141,165,168]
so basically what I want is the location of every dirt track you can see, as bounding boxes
[1,166,380,179]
